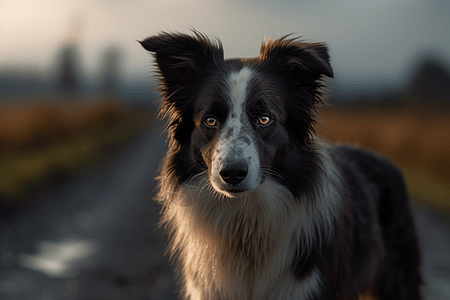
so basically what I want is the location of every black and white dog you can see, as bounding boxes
[140,32,422,300]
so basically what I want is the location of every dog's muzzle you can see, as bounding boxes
[219,161,248,185]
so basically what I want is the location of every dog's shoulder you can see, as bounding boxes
[329,144,403,184]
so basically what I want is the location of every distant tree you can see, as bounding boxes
[99,47,122,97]
[408,58,450,105]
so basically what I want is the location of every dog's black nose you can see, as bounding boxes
[219,161,248,185]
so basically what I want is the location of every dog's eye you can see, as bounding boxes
[259,116,271,126]
[204,117,218,128]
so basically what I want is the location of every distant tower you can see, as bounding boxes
[100,47,122,97]
[56,15,85,97]
[57,45,79,94]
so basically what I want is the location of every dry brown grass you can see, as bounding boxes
[0,99,129,150]
[0,97,153,206]
[318,105,450,214]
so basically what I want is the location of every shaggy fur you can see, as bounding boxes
[140,31,422,300]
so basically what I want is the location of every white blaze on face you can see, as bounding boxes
[210,67,261,196]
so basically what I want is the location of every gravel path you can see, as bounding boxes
[414,205,450,300]
[0,125,449,300]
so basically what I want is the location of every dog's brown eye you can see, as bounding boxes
[204,117,217,128]
[259,116,271,125]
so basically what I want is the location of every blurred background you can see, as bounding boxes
[1,0,449,299]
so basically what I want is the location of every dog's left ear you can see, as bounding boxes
[260,36,333,147]
[140,31,224,88]
[260,36,334,82]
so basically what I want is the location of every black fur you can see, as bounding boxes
[333,146,422,299]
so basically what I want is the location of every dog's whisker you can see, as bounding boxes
[261,167,286,182]
[183,171,209,204]
[187,163,206,173]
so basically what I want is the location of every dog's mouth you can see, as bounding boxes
[210,174,265,198]
[211,181,249,198]
[222,186,249,197]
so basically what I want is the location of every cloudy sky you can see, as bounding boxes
[1,0,449,94]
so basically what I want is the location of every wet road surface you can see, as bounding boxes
[0,124,449,300]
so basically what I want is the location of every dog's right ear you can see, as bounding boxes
[140,32,223,147]
[139,32,224,88]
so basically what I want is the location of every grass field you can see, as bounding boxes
[0,97,153,208]
[318,105,450,215]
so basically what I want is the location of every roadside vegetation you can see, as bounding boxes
[319,103,450,216]
[0,97,153,209]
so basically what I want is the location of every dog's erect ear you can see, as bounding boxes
[259,36,333,81]
[139,32,224,87]
[259,36,333,148]
[139,32,223,148]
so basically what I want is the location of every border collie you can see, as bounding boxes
[140,32,422,300]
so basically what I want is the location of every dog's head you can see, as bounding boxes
[141,32,333,198]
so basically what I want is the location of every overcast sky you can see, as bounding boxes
[1,0,449,94]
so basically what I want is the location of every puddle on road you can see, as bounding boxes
[17,238,100,278]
